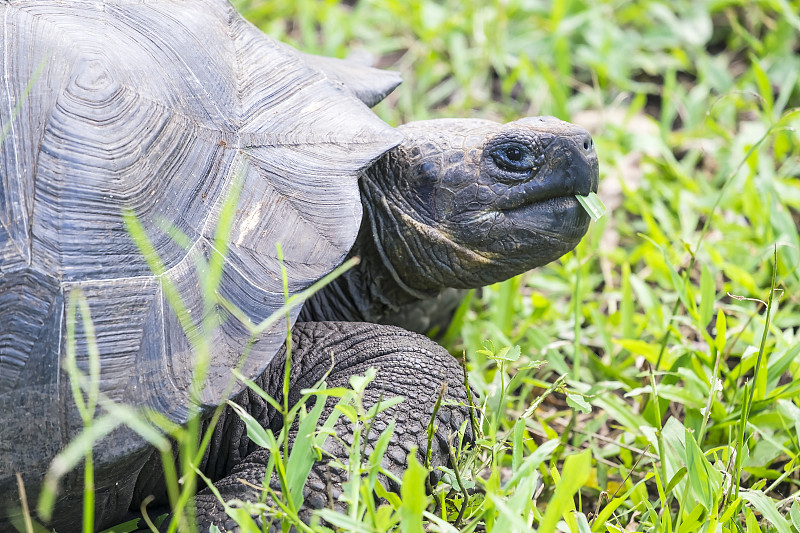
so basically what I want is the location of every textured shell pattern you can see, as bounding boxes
[0,0,399,489]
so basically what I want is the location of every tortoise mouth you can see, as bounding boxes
[496,175,595,213]
[496,194,591,241]
[499,193,582,214]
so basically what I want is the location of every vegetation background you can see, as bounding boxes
[19,1,792,532]
[229,0,800,531]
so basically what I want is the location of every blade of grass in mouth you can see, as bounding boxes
[576,192,606,221]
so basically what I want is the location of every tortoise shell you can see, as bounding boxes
[0,0,401,501]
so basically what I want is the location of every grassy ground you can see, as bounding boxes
[230,0,800,531]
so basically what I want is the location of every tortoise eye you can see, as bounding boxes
[491,143,533,173]
[505,146,523,161]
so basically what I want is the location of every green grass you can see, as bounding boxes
[16,0,800,531]
[233,0,800,531]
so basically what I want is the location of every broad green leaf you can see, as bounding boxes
[614,339,661,364]
[538,450,592,533]
[367,421,396,492]
[566,391,592,414]
[286,388,328,509]
[398,451,428,533]
[750,55,774,113]
[375,480,402,509]
[349,368,377,394]
[222,508,262,533]
[789,501,800,531]
[495,344,521,362]
[718,497,743,524]
[665,466,687,494]
[226,401,272,449]
[714,310,726,354]
[745,507,761,533]
[684,427,722,512]
[676,503,705,533]
[335,404,358,424]
[741,491,792,533]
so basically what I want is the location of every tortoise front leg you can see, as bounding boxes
[194,321,472,531]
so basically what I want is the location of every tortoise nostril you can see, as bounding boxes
[581,134,593,152]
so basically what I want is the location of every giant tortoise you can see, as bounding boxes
[0,0,599,530]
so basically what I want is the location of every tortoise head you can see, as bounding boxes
[360,116,599,294]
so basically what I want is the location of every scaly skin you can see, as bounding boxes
[134,322,470,531]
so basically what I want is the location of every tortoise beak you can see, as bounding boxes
[495,119,598,212]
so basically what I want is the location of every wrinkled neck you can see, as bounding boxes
[298,221,429,325]
[300,145,471,331]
